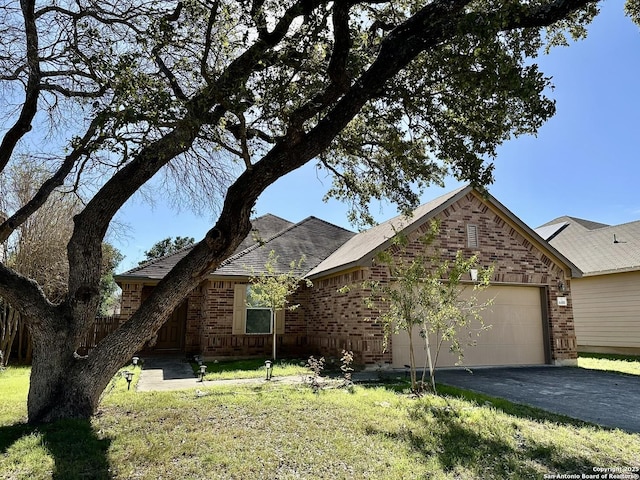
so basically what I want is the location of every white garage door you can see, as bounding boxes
[391,285,547,368]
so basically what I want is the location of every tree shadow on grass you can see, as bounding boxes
[0,419,112,479]
[366,401,605,479]
[355,377,632,479]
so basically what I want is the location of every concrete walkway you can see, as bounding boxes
[135,356,382,392]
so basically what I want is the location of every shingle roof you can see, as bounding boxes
[115,214,354,281]
[215,217,355,277]
[536,216,640,276]
[116,214,294,281]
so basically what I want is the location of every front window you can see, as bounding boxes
[246,286,272,334]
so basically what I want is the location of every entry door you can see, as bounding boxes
[154,301,187,351]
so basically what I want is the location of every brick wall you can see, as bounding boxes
[306,268,390,366]
[198,279,310,359]
[119,283,142,323]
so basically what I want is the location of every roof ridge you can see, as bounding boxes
[306,185,472,278]
[565,216,610,230]
[217,216,356,273]
[255,212,293,224]
[217,216,310,268]
[120,244,195,275]
[357,185,469,237]
[303,215,354,234]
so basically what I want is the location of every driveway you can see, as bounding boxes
[436,366,640,433]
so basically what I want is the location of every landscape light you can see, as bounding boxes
[199,364,207,382]
[124,370,134,390]
[265,360,273,381]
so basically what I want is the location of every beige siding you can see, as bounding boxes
[572,271,640,352]
[392,285,546,368]
[275,309,285,334]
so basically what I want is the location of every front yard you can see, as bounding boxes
[1,358,639,479]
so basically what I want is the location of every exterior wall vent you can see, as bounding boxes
[467,224,479,248]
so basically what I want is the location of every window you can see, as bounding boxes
[245,286,272,334]
[467,224,479,248]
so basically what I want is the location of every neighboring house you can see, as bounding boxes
[536,217,640,355]
[116,186,580,367]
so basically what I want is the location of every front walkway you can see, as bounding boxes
[136,356,381,392]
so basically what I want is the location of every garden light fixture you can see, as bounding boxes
[123,370,134,390]
[199,364,207,382]
[132,356,139,367]
[265,360,273,381]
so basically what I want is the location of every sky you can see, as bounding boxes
[113,0,640,271]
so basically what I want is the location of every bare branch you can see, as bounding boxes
[40,82,106,98]
[237,112,252,169]
[0,114,104,243]
[0,0,41,174]
[201,0,220,84]
[153,50,189,102]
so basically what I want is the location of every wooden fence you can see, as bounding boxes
[76,315,122,356]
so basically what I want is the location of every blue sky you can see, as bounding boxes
[114,1,640,270]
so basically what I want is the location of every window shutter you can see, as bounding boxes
[275,309,285,334]
[232,283,247,334]
[467,224,479,248]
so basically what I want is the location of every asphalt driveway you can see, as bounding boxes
[436,366,640,433]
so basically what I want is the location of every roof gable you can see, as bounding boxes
[306,186,468,278]
[308,185,580,279]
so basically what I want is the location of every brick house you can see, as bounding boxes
[116,186,581,367]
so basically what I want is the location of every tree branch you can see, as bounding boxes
[0,0,41,174]
[0,114,104,243]
[201,0,220,84]
[0,262,55,324]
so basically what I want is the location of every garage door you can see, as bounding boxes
[391,285,547,368]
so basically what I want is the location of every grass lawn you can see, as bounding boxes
[1,365,639,479]
[577,352,640,376]
[192,358,312,381]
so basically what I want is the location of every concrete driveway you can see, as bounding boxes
[436,366,640,433]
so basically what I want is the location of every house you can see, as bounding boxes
[536,217,640,355]
[116,186,580,367]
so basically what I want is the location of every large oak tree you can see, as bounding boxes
[0,0,627,423]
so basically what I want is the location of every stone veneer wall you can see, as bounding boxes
[306,192,577,366]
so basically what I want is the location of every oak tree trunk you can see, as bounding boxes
[27,322,95,422]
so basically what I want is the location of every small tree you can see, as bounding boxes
[247,250,311,360]
[366,221,493,393]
